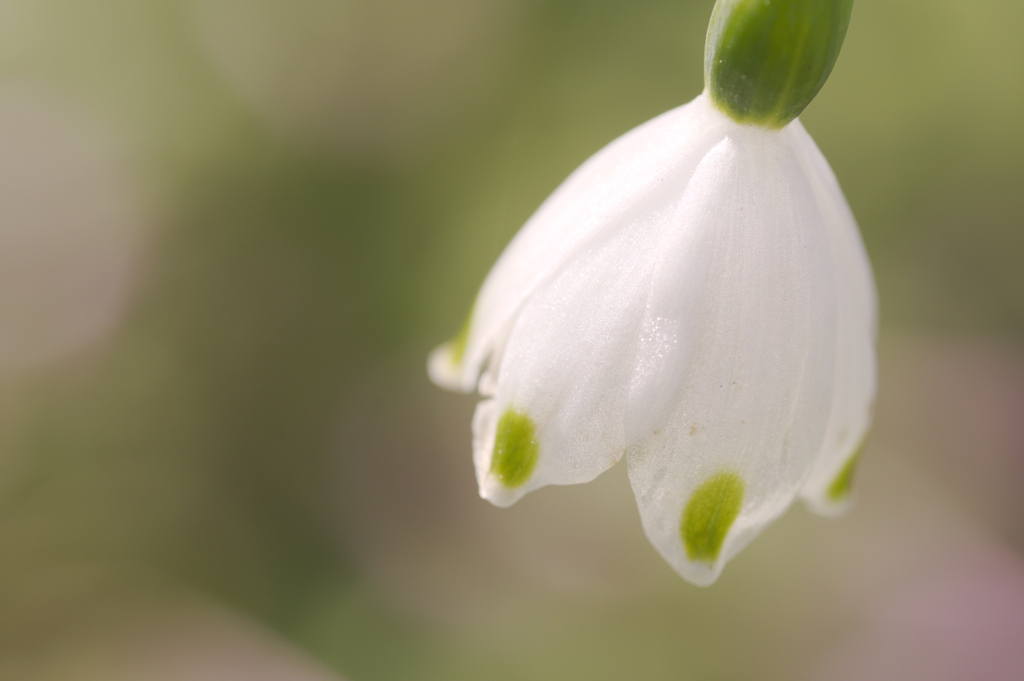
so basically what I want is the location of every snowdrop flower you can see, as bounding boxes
[429,0,875,585]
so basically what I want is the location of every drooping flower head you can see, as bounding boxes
[429,0,875,586]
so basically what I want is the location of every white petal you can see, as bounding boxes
[624,121,837,586]
[436,93,731,394]
[786,120,878,515]
[473,225,653,505]
[470,94,736,506]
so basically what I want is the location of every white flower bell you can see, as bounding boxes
[429,0,875,586]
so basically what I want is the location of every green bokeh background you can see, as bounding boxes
[1,1,1023,679]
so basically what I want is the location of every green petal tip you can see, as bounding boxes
[490,408,538,488]
[681,471,745,563]
[826,444,862,503]
[448,306,473,365]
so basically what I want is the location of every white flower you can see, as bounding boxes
[429,0,874,586]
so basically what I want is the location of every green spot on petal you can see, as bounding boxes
[681,471,745,563]
[826,443,862,503]
[490,409,538,488]
[448,306,473,365]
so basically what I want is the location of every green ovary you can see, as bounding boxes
[490,408,538,488]
[705,0,854,128]
[826,444,862,502]
[681,471,745,563]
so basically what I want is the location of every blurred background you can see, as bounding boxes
[0,0,1023,679]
